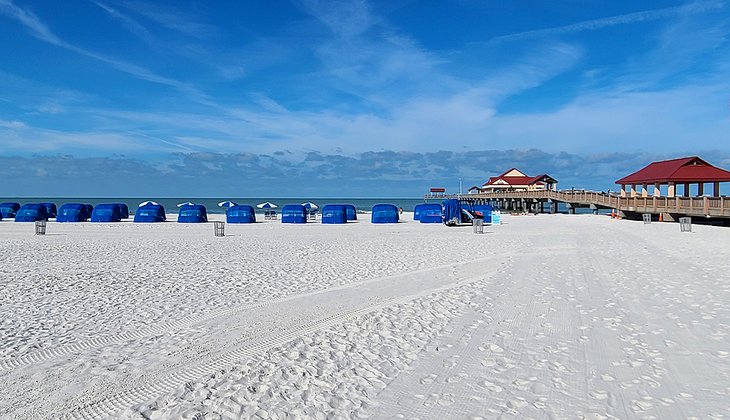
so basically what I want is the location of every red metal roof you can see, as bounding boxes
[483,169,556,187]
[616,156,730,184]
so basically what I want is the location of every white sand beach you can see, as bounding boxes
[1,214,729,419]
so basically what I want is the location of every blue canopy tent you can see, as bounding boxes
[91,203,123,222]
[343,204,357,221]
[226,205,256,224]
[371,204,399,224]
[40,202,57,218]
[418,203,443,224]
[15,204,48,222]
[0,202,20,219]
[321,204,347,224]
[57,203,89,222]
[134,203,166,223]
[177,204,208,223]
[113,203,129,219]
[413,203,427,221]
[473,204,494,223]
[443,199,474,226]
[281,204,307,224]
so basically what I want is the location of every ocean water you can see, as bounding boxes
[0,197,428,214]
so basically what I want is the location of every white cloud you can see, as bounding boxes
[0,0,210,102]
[490,0,724,43]
[0,119,26,129]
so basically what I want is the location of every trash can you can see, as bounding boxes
[473,219,484,234]
[35,220,47,235]
[213,221,225,237]
[642,214,651,224]
[679,217,691,233]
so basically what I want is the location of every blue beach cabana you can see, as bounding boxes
[321,204,347,224]
[57,203,89,222]
[40,202,57,218]
[419,203,443,224]
[177,204,208,223]
[226,205,256,224]
[340,204,357,221]
[134,202,166,223]
[281,204,307,224]
[15,204,48,222]
[113,203,129,219]
[371,204,399,224]
[413,203,426,221]
[0,202,20,219]
[91,203,123,222]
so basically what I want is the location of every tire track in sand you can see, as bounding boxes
[66,266,507,420]
[0,254,512,371]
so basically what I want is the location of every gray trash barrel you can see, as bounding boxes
[473,219,484,234]
[679,217,692,233]
[35,220,47,235]
[213,221,225,237]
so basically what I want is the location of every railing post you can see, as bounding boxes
[704,196,709,216]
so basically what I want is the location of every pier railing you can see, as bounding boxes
[424,190,730,218]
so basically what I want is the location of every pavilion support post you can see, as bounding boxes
[698,183,704,197]
[641,184,648,198]
[630,184,637,198]
[683,183,690,197]
[653,183,661,197]
[620,185,626,198]
[668,182,676,198]
[714,182,721,197]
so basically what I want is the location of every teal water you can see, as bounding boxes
[0,197,428,214]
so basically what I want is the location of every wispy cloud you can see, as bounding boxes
[120,1,218,38]
[93,1,154,45]
[0,0,210,103]
[490,0,724,43]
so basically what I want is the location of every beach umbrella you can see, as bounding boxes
[218,201,238,208]
[177,201,195,207]
[138,201,159,207]
[256,201,278,209]
[301,202,319,210]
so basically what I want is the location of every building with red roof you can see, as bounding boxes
[615,156,730,198]
[476,168,557,193]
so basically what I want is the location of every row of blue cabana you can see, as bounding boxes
[228,203,367,224]
[0,201,404,224]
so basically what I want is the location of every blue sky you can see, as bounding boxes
[1,0,729,197]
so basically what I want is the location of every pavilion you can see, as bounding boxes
[615,156,730,198]
[476,168,558,193]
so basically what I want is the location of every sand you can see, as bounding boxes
[0,213,729,419]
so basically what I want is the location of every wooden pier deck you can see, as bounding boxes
[425,190,730,221]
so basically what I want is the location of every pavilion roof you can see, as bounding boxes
[615,156,730,184]
[483,169,557,187]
